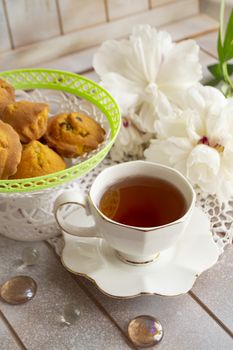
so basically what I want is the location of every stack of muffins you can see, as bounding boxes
[0,79,105,180]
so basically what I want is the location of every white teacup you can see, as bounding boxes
[54,161,196,265]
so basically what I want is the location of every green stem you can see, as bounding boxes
[222,62,233,90]
[219,0,233,95]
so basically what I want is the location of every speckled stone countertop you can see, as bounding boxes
[1,11,233,350]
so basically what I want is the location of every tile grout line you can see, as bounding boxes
[45,240,233,346]
[148,0,152,10]
[103,0,110,22]
[55,0,64,35]
[0,310,28,350]
[176,27,218,43]
[2,0,15,49]
[44,241,138,350]
[199,45,217,59]
[77,67,95,76]
[188,291,233,339]
[71,274,139,350]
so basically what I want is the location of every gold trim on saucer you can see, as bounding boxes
[60,251,192,299]
[115,251,160,266]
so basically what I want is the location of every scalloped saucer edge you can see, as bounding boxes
[61,207,219,298]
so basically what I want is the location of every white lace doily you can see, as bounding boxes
[48,156,233,256]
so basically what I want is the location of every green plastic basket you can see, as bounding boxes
[0,68,121,193]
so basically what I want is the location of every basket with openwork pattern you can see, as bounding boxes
[0,69,121,241]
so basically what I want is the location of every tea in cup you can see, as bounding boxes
[54,161,196,264]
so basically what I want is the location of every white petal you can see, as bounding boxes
[206,109,230,145]
[144,140,172,166]
[221,145,233,177]
[184,84,206,113]
[130,25,173,83]
[184,85,225,114]
[220,98,233,137]
[163,137,192,165]
[100,73,141,116]
[155,90,176,119]
[201,85,226,111]
[193,87,227,140]
[184,109,205,144]
[145,137,191,166]
[94,25,174,89]
[93,39,130,77]
[157,40,202,106]
[133,99,157,132]
[145,137,191,176]
[186,144,220,193]
[155,113,187,139]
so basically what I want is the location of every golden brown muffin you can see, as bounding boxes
[45,112,105,158]
[0,79,15,116]
[0,79,15,100]
[2,100,49,143]
[0,120,22,179]
[11,140,66,179]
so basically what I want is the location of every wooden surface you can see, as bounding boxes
[35,14,218,74]
[0,0,199,70]
[0,239,232,350]
[5,0,61,48]
[2,0,200,53]
[0,0,11,52]
[58,0,106,33]
[1,10,233,350]
[151,0,176,7]
[107,0,149,20]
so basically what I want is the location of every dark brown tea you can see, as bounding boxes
[99,177,186,227]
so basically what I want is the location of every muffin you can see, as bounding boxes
[0,79,15,116]
[11,140,66,179]
[0,120,22,179]
[45,112,105,158]
[2,100,49,143]
[0,79,15,99]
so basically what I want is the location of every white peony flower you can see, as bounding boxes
[110,117,151,161]
[93,24,202,133]
[145,85,233,202]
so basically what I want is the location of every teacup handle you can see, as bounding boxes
[54,190,99,238]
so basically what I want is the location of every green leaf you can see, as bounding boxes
[217,29,224,63]
[207,63,233,83]
[220,83,233,97]
[227,63,233,75]
[208,63,233,79]
[224,46,233,61]
[223,9,233,61]
[204,77,222,87]
[207,63,223,78]
[211,2,233,94]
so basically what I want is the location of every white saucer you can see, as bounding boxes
[61,207,219,298]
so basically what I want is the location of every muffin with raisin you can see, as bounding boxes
[45,112,105,158]
[11,140,66,179]
[0,120,22,179]
[2,100,49,143]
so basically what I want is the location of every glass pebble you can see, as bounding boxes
[0,276,37,305]
[22,247,40,266]
[60,303,81,326]
[128,315,163,348]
